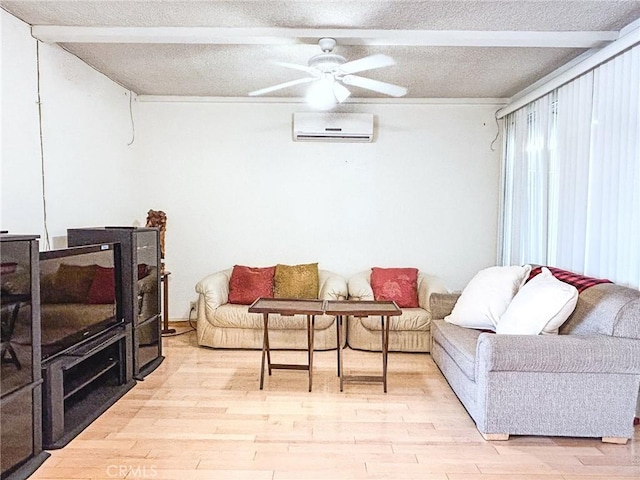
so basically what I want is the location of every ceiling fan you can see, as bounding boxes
[248,38,407,108]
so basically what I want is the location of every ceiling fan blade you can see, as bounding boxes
[274,61,318,75]
[339,54,396,74]
[333,82,351,103]
[248,77,316,96]
[342,75,407,97]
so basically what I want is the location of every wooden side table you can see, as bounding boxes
[161,271,175,335]
[248,298,326,391]
[324,300,402,393]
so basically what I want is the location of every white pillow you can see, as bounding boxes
[444,265,532,331]
[496,267,579,335]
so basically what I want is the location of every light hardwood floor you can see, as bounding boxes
[31,326,640,480]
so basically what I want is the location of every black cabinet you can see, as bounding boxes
[67,227,164,379]
[1,235,49,479]
[41,324,134,449]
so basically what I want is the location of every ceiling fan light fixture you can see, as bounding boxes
[333,82,351,103]
[306,76,337,111]
[318,37,337,52]
[249,38,406,102]
[308,53,347,73]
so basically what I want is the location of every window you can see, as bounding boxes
[500,46,640,288]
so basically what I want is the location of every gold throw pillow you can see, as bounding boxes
[273,263,319,299]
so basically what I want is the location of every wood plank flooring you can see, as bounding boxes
[31,326,640,479]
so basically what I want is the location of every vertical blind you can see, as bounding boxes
[500,45,640,288]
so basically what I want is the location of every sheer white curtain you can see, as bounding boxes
[553,73,594,270]
[584,46,640,286]
[501,93,556,266]
[501,45,640,288]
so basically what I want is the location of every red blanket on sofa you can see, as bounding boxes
[527,266,612,293]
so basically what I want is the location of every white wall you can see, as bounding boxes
[2,8,502,320]
[1,10,42,234]
[1,10,140,246]
[135,101,502,317]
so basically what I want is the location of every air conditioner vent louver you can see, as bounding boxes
[293,113,374,142]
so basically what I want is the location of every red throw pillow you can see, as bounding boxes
[87,265,116,304]
[228,265,275,305]
[370,267,419,308]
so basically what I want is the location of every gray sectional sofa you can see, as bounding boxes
[429,282,640,443]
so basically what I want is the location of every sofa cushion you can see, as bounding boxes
[444,265,531,331]
[319,270,348,300]
[497,267,578,335]
[370,267,419,308]
[211,304,334,330]
[360,307,430,332]
[475,332,640,374]
[431,319,483,381]
[228,265,275,305]
[560,283,640,338]
[274,263,319,299]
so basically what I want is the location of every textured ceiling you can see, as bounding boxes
[2,1,640,100]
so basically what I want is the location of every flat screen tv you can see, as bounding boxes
[39,243,123,360]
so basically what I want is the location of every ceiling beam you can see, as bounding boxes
[31,26,618,48]
[136,96,509,105]
[499,21,640,117]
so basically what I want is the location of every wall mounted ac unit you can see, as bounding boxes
[293,112,374,142]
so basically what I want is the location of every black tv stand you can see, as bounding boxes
[68,227,164,379]
[134,355,164,382]
[41,324,134,449]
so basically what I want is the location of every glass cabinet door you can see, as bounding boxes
[1,388,34,472]
[135,231,160,324]
[136,317,160,370]
[1,241,33,396]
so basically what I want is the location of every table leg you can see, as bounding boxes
[161,274,176,335]
[260,312,271,390]
[383,315,390,393]
[265,314,272,375]
[336,315,342,376]
[308,315,315,392]
[338,315,345,391]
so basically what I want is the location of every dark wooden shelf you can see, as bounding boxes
[48,381,135,450]
[42,324,133,449]
[63,360,118,400]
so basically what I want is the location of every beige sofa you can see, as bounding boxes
[195,268,348,350]
[346,270,448,352]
